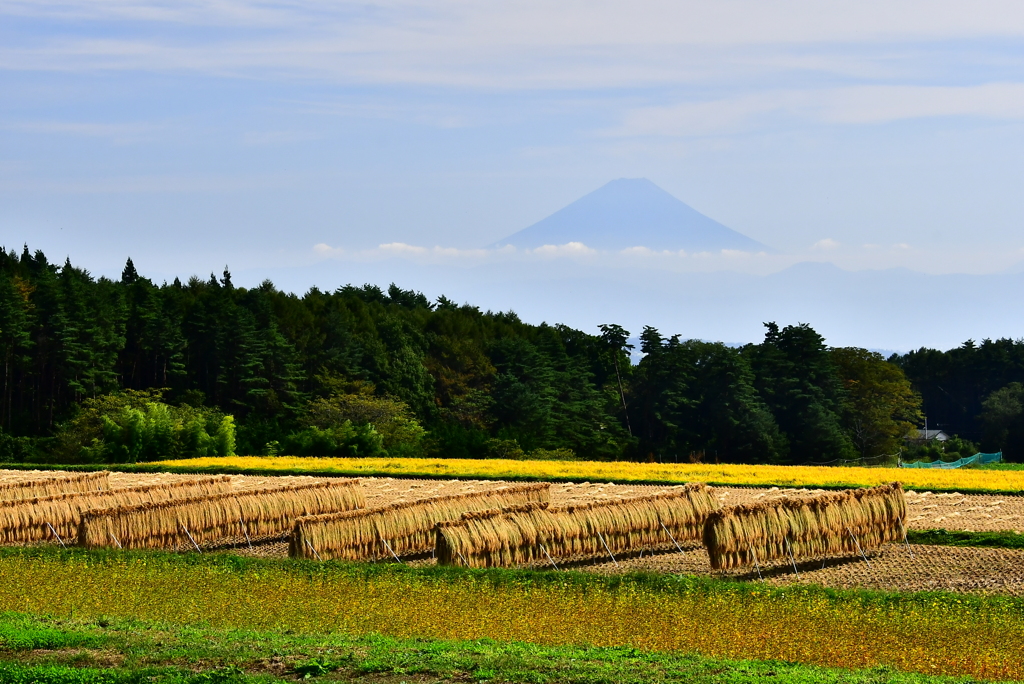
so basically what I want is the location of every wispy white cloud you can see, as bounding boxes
[619,246,685,257]
[5,1,1024,90]
[2,120,164,143]
[314,241,780,273]
[8,1,1024,42]
[313,242,343,257]
[531,241,595,258]
[2,172,290,193]
[241,129,320,145]
[309,239,1024,276]
[614,83,1024,136]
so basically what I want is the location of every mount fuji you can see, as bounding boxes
[492,178,770,252]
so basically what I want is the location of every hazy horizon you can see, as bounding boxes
[4,1,1024,349]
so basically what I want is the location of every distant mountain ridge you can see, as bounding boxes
[492,178,770,253]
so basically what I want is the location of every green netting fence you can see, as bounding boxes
[900,452,1002,469]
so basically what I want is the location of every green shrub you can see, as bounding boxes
[281,423,386,458]
[53,390,235,463]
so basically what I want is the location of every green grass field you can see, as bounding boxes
[0,610,1000,684]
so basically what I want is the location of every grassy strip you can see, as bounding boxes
[907,529,1024,549]
[6,459,1024,496]
[0,543,1021,612]
[0,611,1004,684]
[0,546,1021,680]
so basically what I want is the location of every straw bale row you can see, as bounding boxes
[0,471,109,501]
[435,483,719,568]
[289,483,551,560]
[79,479,364,550]
[702,482,907,570]
[0,476,234,545]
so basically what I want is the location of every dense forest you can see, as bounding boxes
[0,246,1020,464]
[893,341,1024,459]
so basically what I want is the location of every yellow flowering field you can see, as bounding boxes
[0,551,1020,680]
[153,455,1024,492]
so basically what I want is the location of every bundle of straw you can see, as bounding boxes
[435,503,549,568]
[290,483,550,560]
[436,483,719,568]
[0,476,234,546]
[702,482,907,570]
[0,471,109,501]
[79,479,363,549]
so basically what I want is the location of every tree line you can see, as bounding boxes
[893,340,1024,460]
[1,245,1012,464]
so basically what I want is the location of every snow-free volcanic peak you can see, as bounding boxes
[493,178,769,253]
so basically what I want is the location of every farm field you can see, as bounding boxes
[94,471,1024,536]
[1,468,1024,680]
[2,470,1023,596]
[151,455,1024,493]
[239,536,1024,596]
[0,549,1021,681]
[0,609,996,684]
[525,542,1024,596]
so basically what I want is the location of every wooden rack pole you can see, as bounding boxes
[46,522,66,549]
[304,538,323,561]
[180,524,202,553]
[595,530,619,567]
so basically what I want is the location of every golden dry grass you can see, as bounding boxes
[0,476,234,545]
[702,483,907,570]
[437,483,718,568]
[79,479,363,550]
[290,483,550,560]
[0,471,109,500]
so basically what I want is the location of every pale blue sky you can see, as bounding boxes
[3,1,1024,348]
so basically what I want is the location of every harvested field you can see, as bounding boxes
[0,476,234,544]
[0,471,108,500]
[714,486,1024,533]
[545,541,1024,596]
[4,470,1023,534]
[4,469,1024,596]
[436,484,717,568]
[702,484,905,570]
[79,479,363,549]
[292,483,551,561]
[222,539,1024,597]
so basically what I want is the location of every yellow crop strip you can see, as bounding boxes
[0,554,1020,680]
[154,456,1024,492]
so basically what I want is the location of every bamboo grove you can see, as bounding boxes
[0,247,947,465]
